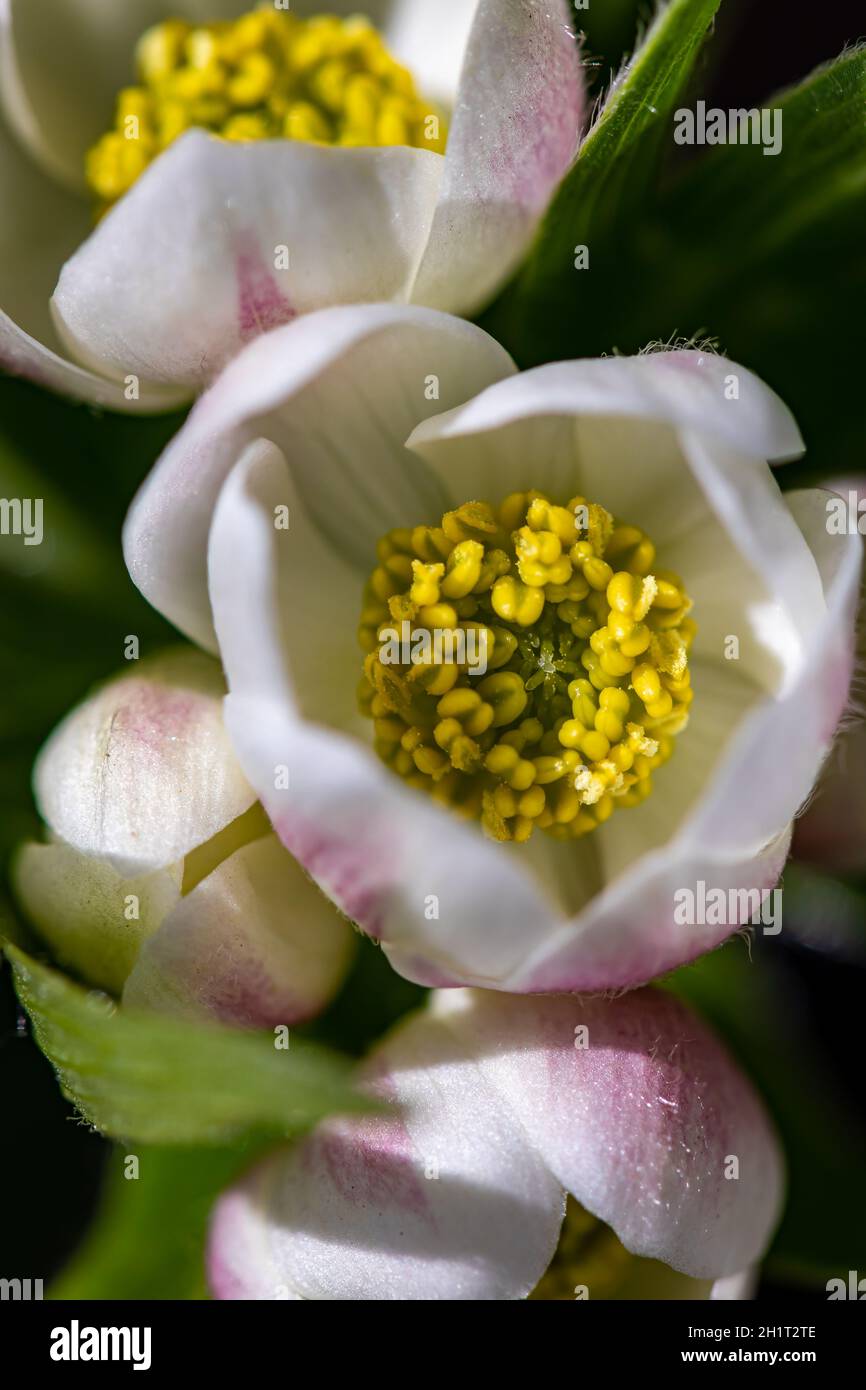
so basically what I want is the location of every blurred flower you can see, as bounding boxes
[123,305,862,993]
[0,0,583,408]
[209,985,783,1300]
[12,648,354,1025]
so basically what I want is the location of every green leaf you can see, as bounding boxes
[632,43,866,480]
[51,1144,266,1300]
[492,0,722,350]
[486,43,866,481]
[4,942,372,1145]
[666,940,866,1284]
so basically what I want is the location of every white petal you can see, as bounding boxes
[222,691,561,989]
[52,131,444,391]
[0,112,186,411]
[407,351,819,694]
[11,839,180,995]
[685,490,861,855]
[511,492,860,991]
[34,648,256,875]
[208,1003,564,1299]
[125,303,514,649]
[711,1269,757,1300]
[383,0,480,106]
[123,834,355,1027]
[209,987,783,1297]
[411,0,584,313]
[437,988,785,1279]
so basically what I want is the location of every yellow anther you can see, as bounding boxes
[484,744,520,778]
[476,673,528,728]
[440,540,484,599]
[491,576,546,627]
[360,488,694,843]
[86,6,448,209]
[518,786,546,819]
[442,501,500,544]
[284,102,331,143]
[606,571,657,621]
[586,502,614,556]
[653,577,685,609]
[508,759,537,792]
[580,554,614,592]
[493,785,518,819]
[580,730,611,762]
[412,525,452,562]
[526,498,580,545]
[631,662,662,706]
[417,602,457,630]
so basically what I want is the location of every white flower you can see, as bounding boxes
[208,985,784,1299]
[0,0,583,408]
[123,304,862,992]
[12,648,354,1024]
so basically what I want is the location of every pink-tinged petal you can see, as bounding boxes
[34,648,256,875]
[510,827,792,995]
[123,834,355,1028]
[124,304,514,650]
[411,0,584,313]
[52,131,444,391]
[11,840,180,996]
[223,692,562,988]
[209,987,781,1297]
[208,1004,564,1300]
[438,988,785,1280]
[0,307,191,412]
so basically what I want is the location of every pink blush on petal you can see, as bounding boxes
[270,812,389,938]
[236,237,295,343]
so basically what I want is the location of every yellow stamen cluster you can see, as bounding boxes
[359,491,695,844]
[529,1197,635,1300]
[86,7,447,209]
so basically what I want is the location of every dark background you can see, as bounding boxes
[1,0,865,1299]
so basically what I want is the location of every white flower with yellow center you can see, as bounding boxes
[0,0,583,409]
[123,304,862,993]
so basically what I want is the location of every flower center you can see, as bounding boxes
[86,7,447,210]
[529,1197,634,1300]
[359,491,695,844]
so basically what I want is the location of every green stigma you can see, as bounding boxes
[86,7,447,210]
[359,490,696,844]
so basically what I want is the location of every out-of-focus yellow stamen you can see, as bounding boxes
[530,1197,635,1300]
[86,7,447,210]
[358,489,696,844]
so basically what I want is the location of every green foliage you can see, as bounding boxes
[50,1144,266,1301]
[667,940,866,1284]
[487,33,866,480]
[5,943,371,1145]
